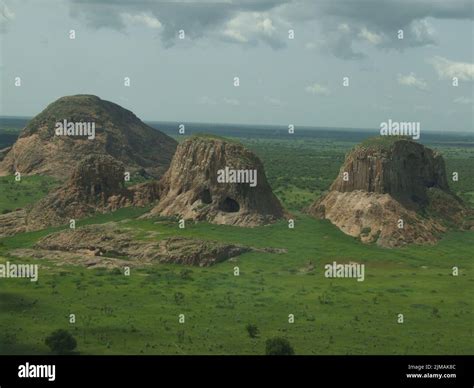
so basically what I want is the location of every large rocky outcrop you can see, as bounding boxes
[10,223,285,268]
[329,137,449,209]
[33,224,251,267]
[0,95,177,179]
[308,137,469,247]
[144,135,285,226]
[25,155,160,230]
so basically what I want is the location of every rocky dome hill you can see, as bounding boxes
[307,136,469,247]
[143,135,285,226]
[0,95,177,179]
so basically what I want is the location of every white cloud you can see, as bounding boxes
[0,3,15,33]
[220,12,287,49]
[453,96,473,105]
[257,17,276,37]
[198,96,217,105]
[414,105,432,111]
[338,23,351,33]
[223,97,240,106]
[264,96,284,106]
[358,27,382,45]
[397,72,428,90]
[304,39,325,50]
[222,28,248,43]
[121,12,162,29]
[305,83,330,96]
[410,19,436,45]
[429,56,474,81]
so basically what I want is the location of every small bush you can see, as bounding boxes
[246,323,259,338]
[45,329,77,354]
[265,337,294,355]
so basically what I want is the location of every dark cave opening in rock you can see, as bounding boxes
[219,197,240,213]
[200,189,212,204]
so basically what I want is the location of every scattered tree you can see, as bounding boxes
[45,329,77,354]
[265,337,294,355]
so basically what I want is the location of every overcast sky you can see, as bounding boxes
[0,0,473,132]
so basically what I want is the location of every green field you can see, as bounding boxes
[0,211,472,355]
[0,135,473,355]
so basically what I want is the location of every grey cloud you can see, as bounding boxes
[69,0,291,47]
[314,0,471,56]
[284,0,471,58]
[67,0,473,56]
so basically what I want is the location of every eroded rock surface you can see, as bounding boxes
[0,209,27,238]
[25,155,160,230]
[144,135,285,227]
[0,95,177,180]
[308,137,469,247]
[10,223,285,267]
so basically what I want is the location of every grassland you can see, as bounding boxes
[0,210,472,355]
[0,176,58,214]
[0,133,473,355]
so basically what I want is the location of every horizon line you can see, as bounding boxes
[0,115,473,135]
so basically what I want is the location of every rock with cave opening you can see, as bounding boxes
[143,135,285,227]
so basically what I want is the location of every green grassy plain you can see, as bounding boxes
[0,211,472,355]
[0,135,473,355]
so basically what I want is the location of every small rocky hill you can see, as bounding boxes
[307,137,469,247]
[144,135,285,226]
[0,95,177,179]
[25,155,160,230]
